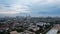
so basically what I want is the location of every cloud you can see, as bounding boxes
[29,0,60,13]
[0,11,19,14]
[0,4,30,14]
[10,4,30,13]
[0,0,60,16]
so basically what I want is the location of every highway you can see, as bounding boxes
[46,28,58,34]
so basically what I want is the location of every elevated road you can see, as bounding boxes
[46,24,60,34]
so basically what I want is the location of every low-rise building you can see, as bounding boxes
[10,31,17,34]
[10,30,35,34]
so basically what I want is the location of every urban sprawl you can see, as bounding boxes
[0,16,60,34]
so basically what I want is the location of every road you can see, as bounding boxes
[46,24,60,34]
[46,28,58,34]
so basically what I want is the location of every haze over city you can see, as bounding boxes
[0,0,60,34]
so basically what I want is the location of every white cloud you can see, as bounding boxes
[10,4,30,13]
[28,0,60,5]
[28,0,60,12]
[0,4,30,14]
[0,11,19,14]
[0,0,60,15]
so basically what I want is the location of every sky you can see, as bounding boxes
[0,0,60,17]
